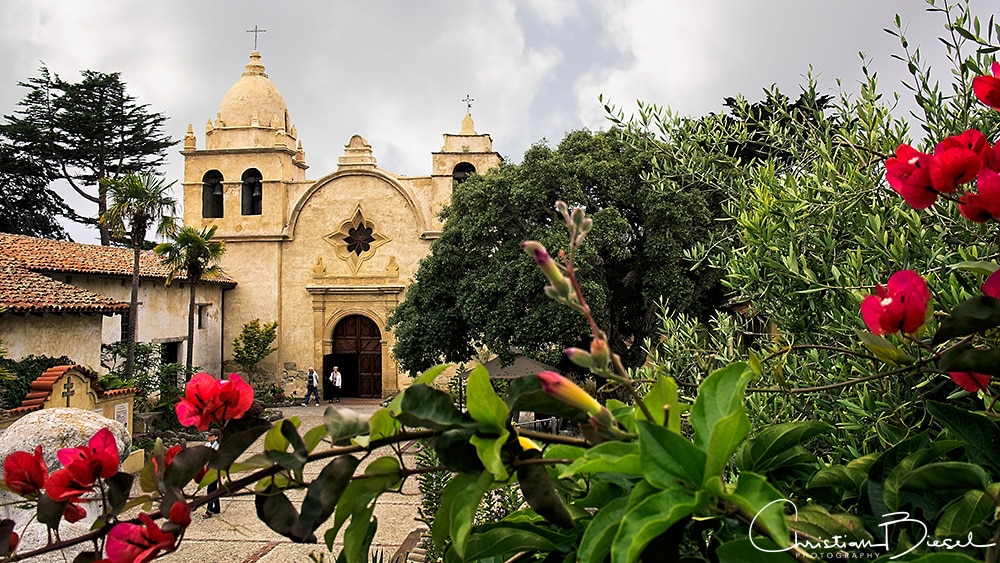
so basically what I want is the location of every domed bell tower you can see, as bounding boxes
[181,50,309,239]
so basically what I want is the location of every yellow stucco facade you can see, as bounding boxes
[181,50,501,397]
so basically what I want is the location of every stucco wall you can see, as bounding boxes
[0,314,103,370]
[68,276,228,375]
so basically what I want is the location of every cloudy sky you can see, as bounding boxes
[0,1,958,243]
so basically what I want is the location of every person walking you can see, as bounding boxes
[302,367,321,406]
[203,428,221,518]
[328,366,342,403]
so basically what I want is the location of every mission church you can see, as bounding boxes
[0,48,500,400]
[181,49,501,397]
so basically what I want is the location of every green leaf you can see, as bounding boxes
[933,295,1000,344]
[939,346,1000,376]
[229,453,273,474]
[787,505,872,547]
[927,401,1000,473]
[435,428,486,473]
[432,470,494,559]
[470,430,510,481]
[367,408,400,442]
[578,496,628,563]
[212,416,271,470]
[639,375,681,428]
[505,374,591,421]
[611,483,706,563]
[164,445,215,490]
[907,554,984,562]
[935,489,995,539]
[516,449,574,528]
[703,408,751,480]
[561,440,642,478]
[254,485,303,541]
[324,407,370,444]
[456,526,561,562]
[303,424,328,453]
[715,537,799,562]
[264,417,300,452]
[395,384,472,430]
[690,362,753,450]
[949,261,999,276]
[736,421,833,473]
[720,472,789,547]
[636,420,705,487]
[899,462,989,492]
[414,363,451,385]
[105,472,134,514]
[807,464,868,495]
[293,455,359,540]
[857,331,916,366]
[466,365,509,429]
[326,457,402,561]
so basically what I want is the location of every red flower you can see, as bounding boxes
[959,193,992,222]
[886,144,937,209]
[983,270,1000,299]
[176,373,254,431]
[949,372,990,393]
[57,428,120,482]
[861,270,931,335]
[105,513,177,563]
[46,463,95,503]
[168,501,191,528]
[63,502,87,523]
[973,61,1000,111]
[929,144,981,193]
[3,445,47,497]
[976,169,1000,219]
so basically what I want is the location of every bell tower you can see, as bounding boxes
[428,112,502,232]
[181,50,309,239]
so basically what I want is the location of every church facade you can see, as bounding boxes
[181,50,500,398]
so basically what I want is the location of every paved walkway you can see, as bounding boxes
[157,399,424,563]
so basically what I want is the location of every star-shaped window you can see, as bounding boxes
[323,205,389,274]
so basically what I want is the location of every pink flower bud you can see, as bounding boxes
[522,241,572,297]
[589,338,610,369]
[537,371,602,415]
[564,347,594,368]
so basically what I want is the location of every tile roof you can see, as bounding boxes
[0,233,235,285]
[2,364,138,418]
[0,256,129,315]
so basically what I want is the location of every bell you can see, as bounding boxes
[211,181,223,196]
[252,182,262,198]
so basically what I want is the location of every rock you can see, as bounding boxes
[0,408,131,562]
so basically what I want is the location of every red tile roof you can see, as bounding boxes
[3,364,138,418]
[0,256,129,315]
[0,233,235,285]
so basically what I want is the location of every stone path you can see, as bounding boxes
[156,399,424,563]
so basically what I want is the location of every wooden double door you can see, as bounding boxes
[325,314,382,398]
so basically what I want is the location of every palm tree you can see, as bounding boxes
[99,172,177,382]
[154,225,225,377]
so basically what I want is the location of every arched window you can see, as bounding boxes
[202,171,224,218]
[241,168,263,216]
[452,162,476,184]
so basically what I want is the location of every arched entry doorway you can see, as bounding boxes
[325,314,382,398]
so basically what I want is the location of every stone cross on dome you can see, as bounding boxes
[247,25,267,50]
[463,94,474,114]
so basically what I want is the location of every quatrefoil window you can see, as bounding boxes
[323,205,389,274]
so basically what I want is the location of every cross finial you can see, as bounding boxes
[462,94,475,113]
[247,25,267,50]
[62,379,75,407]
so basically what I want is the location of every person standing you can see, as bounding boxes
[203,428,221,518]
[328,366,342,403]
[302,367,321,406]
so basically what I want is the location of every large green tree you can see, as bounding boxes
[154,225,225,376]
[1,66,174,245]
[100,172,177,382]
[389,129,727,374]
[0,142,72,239]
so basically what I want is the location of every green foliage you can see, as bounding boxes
[0,353,75,410]
[0,66,175,245]
[232,319,278,375]
[0,142,72,239]
[389,128,727,373]
[100,341,162,396]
